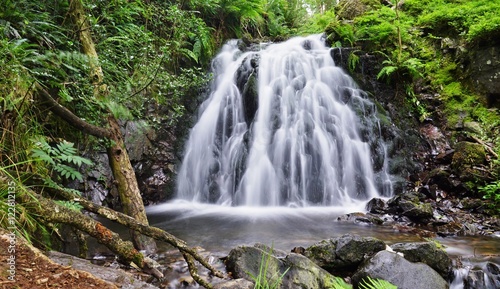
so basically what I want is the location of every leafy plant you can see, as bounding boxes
[31,138,93,181]
[326,276,352,289]
[359,276,397,289]
[249,246,289,289]
[54,200,84,212]
[0,167,50,246]
[478,180,500,215]
[376,52,423,83]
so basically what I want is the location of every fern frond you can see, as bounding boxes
[359,276,397,289]
[53,164,83,180]
[31,148,55,165]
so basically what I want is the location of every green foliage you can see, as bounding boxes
[249,246,289,289]
[354,7,400,49]
[348,52,360,72]
[376,51,423,84]
[54,200,84,212]
[359,276,397,289]
[325,276,352,289]
[31,138,93,181]
[478,180,500,215]
[414,0,500,44]
[0,168,50,246]
[325,21,356,47]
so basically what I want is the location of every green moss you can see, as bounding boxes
[442,82,462,99]
[415,0,500,43]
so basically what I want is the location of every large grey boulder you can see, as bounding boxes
[390,242,452,278]
[304,234,386,274]
[352,250,448,289]
[225,244,338,289]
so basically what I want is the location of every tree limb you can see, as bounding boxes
[17,190,163,279]
[49,186,225,285]
[36,84,112,139]
[471,135,498,159]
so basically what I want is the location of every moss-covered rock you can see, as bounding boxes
[451,141,486,181]
[335,0,380,20]
[390,242,452,279]
[387,192,434,221]
[304,234,386,275]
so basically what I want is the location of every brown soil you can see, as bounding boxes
[0,231,117,289]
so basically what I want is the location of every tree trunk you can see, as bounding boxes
[16,190,163,279]
[68,0,156,253]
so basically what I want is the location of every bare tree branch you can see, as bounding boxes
[36,84,112,139]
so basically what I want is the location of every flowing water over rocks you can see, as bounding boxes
[176,34,392,207]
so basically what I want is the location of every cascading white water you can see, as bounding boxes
[176,34,392,207]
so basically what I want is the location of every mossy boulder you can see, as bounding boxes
[304,234,386,275]
[387,192,434,222]
[335,0,380,20]
[390,242,452,279]
[224,244,338,289]
[451,141,486,181]
[352,251,448,289]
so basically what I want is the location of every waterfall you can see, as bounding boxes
[176,34,392,207]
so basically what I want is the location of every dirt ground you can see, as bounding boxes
[0,232,118,289]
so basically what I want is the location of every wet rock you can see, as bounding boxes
[390,242,452,278]
[46,251,159,289]
[224,244,335,289]
[280,253,339,288]
[225,246,280,281]
[464,45,500,100]
[352,250,448,289]
[434,221,465,236]
[336,212,384,225]
[213,279,254,289]
[304,234,386,275]
[123,120,154,161]
[423,168,454,192]
[419,123,450,156]
[487,262,500,288]
[391,224,437,238]
[387,192,434,222]
[465,269,488,289]
[366,198,388,214]
[236,54,260,126]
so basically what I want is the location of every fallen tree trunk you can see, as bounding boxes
[48,187,224,285]
[17,190,164,279]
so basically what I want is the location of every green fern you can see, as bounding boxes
[31,138,92,181]
[359,276,397,289]
[326,276,352,289]
[54,200,84,212]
